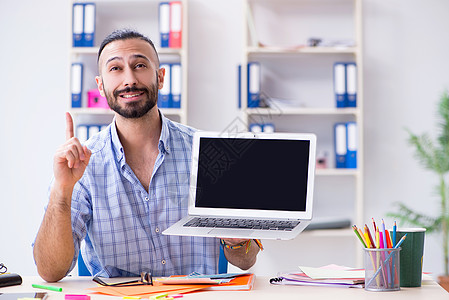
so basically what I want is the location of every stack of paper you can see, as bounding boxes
[270,265,364,288]
[158,273,255,291]
[88,273,255,297]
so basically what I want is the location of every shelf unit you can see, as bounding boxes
[240,0,364,266]
[69,0,189,132]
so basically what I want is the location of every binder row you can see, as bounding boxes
[238,61,357,111]
[238,62,261,109]
[158,63,182,108]
[159,1,183,48]
[71,62,182,109]
[334,122,357,169]
[73,1,183,49]
[77,124,108,143]
[249,123,275,133]
[333,62,357,108]
[71,63,110,109]
[72,3,96,47]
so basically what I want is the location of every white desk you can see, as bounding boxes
[1,276,447,300]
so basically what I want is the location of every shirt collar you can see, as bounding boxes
[111,110,171,163]
[159,112,171,155]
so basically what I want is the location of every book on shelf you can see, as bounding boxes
[334,122,357,169]
[333,62,357,108]
[72,3,96,47]
[237,62,261,109]
[159,2,170,48]
[71,63,83,108]
[158,1,183,48]
[158,63,182,108]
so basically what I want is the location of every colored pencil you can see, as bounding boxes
[385,230,393,249]
[365,224,376,248]
[372,218,377,232]
[392,221,397,247]
[352,225,367,248]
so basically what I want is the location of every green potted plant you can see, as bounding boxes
[388,91,449,291]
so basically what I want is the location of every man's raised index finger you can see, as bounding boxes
[65,112,74,140]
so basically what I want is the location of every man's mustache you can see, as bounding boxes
[114,86,148,98]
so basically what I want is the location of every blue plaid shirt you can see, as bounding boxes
[67,114,219,277]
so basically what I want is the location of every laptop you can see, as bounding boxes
[162,131,316,240]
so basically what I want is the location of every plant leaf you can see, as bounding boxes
[387,202,439,233]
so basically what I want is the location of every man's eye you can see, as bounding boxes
[135,63,146,69]
[109,66,120,72]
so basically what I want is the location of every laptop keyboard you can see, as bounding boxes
[183,217,300,231]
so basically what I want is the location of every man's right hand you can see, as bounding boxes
[53,112,91,191]
[34,112,91,282]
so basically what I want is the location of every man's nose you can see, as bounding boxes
[123,68,138,86]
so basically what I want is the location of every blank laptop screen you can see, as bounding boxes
[195,137,310,212]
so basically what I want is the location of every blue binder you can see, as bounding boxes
[333,62,347,108]
[159,2,170,48]
[334,123,347,168]
[249,123,263,133]
[262,123,275,133]
[247,62,260,108]
[72,3,84,47]
[346,122,357,168]
[83,3,96,47]
[71,63,83,108]
[346,63,357,107]
[158,63,171,108]
[171,63,182,108]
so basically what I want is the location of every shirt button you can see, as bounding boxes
[144,197,149,201]
[155,227,160,233]
[161,260,166,265]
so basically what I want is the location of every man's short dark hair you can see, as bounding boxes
[97,29,159,64]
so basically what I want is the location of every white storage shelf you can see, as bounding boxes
[245,107,360,116]
[247,46,358,55]
[241,0,364,266]
[69,0,189,125]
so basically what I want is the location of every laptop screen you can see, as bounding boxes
[194,137,310,212]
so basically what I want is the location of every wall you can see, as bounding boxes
[0,0,448,279]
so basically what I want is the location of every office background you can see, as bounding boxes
[0,0,448,278]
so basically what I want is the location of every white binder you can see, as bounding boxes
[171,63,182,108]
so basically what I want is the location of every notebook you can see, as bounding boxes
[162,131,316,240]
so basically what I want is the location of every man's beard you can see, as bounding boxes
[104,80,158,119]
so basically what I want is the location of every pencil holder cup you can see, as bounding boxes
[364,248,401,292]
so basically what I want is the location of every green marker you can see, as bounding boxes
[32,284,63,292]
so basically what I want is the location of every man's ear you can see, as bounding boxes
[157,67,166,90]
[95,76,106,97]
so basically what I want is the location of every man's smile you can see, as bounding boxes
[114,86,148,102]
[120,92,144,100]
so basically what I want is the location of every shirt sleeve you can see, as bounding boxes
[66,176,93,275]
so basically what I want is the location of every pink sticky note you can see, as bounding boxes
[65,295,91,300]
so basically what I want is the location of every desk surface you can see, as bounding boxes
[1,276,447,300]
